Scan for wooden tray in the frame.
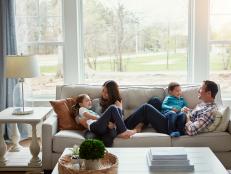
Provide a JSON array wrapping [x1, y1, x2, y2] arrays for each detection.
[[58, 152, 118, 174]]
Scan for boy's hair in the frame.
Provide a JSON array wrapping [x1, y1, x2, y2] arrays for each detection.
[[203, 80, 218, 99], [168, 82, 180, 92]]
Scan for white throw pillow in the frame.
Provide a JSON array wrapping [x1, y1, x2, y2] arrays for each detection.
[[215, 106, 230, 132], [202, 110, 222, 132]]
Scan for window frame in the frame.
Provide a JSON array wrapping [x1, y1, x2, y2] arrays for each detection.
[[14, 0, 65, 99], [64, 0, 210, 84]]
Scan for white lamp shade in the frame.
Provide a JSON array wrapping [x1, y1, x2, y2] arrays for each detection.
[[5, 55, 40, 78]]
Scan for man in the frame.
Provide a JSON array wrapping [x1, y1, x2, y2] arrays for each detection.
[[138, 80, 219, 136], [184, 80, 218, 136]]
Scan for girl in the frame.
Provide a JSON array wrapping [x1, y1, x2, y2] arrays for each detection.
[[74, 94, 136, 141]]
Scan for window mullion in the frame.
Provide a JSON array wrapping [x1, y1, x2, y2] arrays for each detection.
[[63, 0, 83, 84], [193, 0, 209, 83]]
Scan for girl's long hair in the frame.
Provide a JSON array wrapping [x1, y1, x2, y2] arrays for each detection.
[[73, 94, 88, 116], [100, 80, 121, 113]]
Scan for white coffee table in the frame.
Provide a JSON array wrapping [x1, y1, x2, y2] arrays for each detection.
[[52, 147, 228, 174]]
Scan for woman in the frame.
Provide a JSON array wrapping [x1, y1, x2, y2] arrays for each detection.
[[84, 80, 136, 146], [74, 94, 136, 139]]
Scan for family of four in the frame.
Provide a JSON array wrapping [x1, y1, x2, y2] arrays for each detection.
[[73, 80, 218, 147]]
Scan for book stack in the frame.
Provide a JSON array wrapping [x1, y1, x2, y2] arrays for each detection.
[[147, 147, 194, 172]]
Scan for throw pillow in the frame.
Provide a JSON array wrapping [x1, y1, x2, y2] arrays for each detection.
[[201, 110, 222, 133], [50, 98, 85, 130], [215, 106, 230, 132]]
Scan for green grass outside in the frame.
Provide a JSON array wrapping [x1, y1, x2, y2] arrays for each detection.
[[40, 66, 57, 73], [94, 53, 187, 72], [39, 53, 230, 74]]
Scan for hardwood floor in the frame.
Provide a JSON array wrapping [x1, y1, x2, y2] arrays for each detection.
[[6, 138, 40, 150]]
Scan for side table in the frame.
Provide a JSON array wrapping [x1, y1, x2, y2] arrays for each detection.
[[0, 107, 52, 172]]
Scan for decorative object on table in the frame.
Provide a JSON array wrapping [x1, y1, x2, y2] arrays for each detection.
[[147, 147, 194, 172], [58, 139, 118, 174], [5, 55, 40, 115], [79, 139, 105, 170], [71, 144, 80, 159]]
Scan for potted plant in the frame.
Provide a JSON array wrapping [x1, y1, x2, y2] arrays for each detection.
[[71, 144, 79, 159], [79, 139, 105, 170]]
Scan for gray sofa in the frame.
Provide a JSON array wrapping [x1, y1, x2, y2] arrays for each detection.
[[42, 84, 231, 170]]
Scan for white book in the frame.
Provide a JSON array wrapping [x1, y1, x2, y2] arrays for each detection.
[[147, 153, 194, 172], [149, 147, 187, 160], [147, 150, 190, 166]]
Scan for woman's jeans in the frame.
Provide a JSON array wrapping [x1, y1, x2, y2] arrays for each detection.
[[90, 105, 126, 135]]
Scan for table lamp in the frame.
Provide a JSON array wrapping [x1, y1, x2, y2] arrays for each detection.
[[5, 55, 40, 115]]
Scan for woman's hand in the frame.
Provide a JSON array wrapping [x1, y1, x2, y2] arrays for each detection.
[[115, 100, 123, 110]]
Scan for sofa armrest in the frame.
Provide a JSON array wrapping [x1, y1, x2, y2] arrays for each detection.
[[228, 119, 231, 134], [42, 114, 58, 170]]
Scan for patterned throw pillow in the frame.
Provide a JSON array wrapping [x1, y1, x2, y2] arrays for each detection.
[[202, 110, 222, 132]]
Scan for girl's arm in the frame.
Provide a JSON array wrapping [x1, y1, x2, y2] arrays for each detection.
[[79, 117, 89, 129], [82, 112, 99, 120], [78, 112, 99, 129]]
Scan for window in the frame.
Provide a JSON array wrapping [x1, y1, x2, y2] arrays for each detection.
[[83, 0, 189, 85], [209, 0, 231, 98], [15, 0, 63, 99]]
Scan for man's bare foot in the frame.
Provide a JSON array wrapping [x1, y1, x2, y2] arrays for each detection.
[[133, 123, 144, 133], [118, 130, 136, 139]]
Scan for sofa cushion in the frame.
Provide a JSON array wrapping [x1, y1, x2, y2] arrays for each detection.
[[113, 132, 171, 147], [181, 86, 200, 109], [53, 130, 85, 153], [59, 85, 102, 99], [123, 87, 165, 118], [172, 132, 231, 152]]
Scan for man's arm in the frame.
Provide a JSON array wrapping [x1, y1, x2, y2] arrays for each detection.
[[185, 108, 214, 136]]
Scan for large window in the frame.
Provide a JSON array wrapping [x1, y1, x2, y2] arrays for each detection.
[[15, 0, 63, 99], [13, 0, 231, 101], [83, 0, 189, 85], [209, 0, 231, 98]]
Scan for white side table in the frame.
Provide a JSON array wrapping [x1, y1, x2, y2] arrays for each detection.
[[0, 107, 52, 171]]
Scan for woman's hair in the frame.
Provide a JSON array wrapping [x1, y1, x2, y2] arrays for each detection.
[[100, 80, 121, 113], [168, 82, 180, 92], [73, 94, 88, 115]]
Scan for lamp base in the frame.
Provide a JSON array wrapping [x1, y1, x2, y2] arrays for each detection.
[[12, 107, 33, 115]]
